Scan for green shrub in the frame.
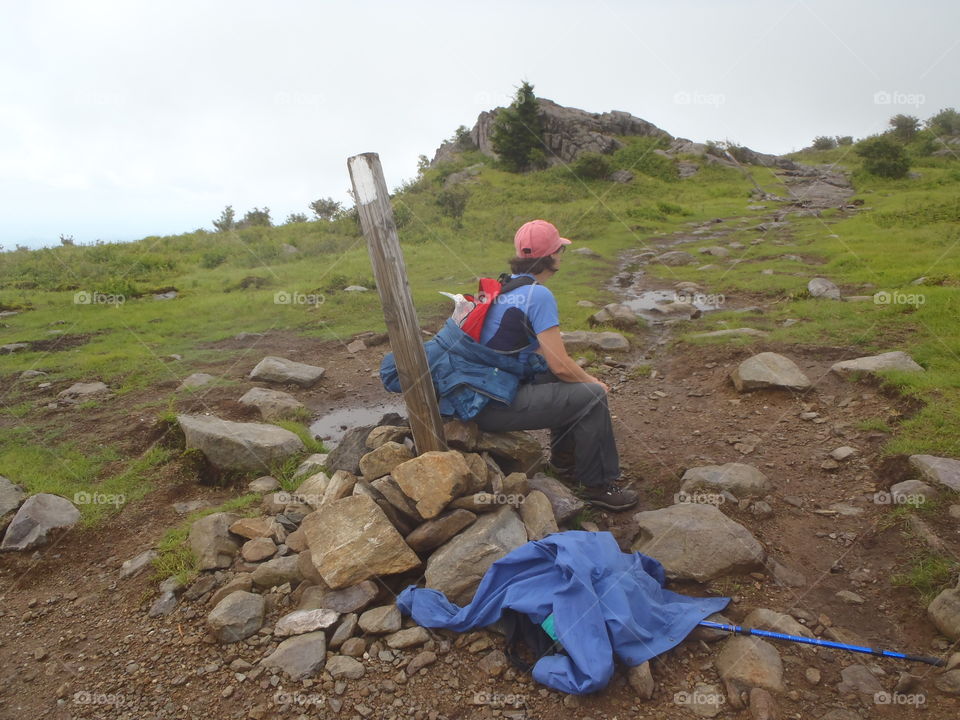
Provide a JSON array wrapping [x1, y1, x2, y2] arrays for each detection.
[[436, 187, 470, 227], [611, 138, 676, 182], [856, 135, 911, 178], [571, 152, 612, 180], [812, 136, 838, 150], [200, 251, 227, 269], [926, 107, 960, 136], [889, 114, 920, 143]]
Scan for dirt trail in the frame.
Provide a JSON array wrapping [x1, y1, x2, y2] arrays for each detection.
[[2, 165, 958, 720]]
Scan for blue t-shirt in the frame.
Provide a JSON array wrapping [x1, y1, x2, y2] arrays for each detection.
[[479, 274, 560, 363]]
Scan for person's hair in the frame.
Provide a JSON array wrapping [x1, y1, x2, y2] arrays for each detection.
[[508, 254, 558, 275]]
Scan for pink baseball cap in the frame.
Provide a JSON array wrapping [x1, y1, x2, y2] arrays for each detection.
[[514, 219, 572, 258]]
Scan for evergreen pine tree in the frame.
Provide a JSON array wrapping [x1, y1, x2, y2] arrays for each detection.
[[491, 81, 544, 172]]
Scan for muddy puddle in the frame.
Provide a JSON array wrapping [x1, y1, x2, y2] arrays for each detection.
[[309, 401, 406, 446]]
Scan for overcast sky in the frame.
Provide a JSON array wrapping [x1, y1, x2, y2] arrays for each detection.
[[2, 0, 957, 249]]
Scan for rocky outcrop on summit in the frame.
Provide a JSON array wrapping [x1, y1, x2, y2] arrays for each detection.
[[436, 98, 672, 167]]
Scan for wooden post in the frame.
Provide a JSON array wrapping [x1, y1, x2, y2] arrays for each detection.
[[347, 152, 446, 454]]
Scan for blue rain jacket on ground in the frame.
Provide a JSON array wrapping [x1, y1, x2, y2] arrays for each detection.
[[380, 318, 547, 421], [397, 531, 729, 695]]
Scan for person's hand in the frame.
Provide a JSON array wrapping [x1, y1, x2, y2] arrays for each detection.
[[587, 376, 610, 393]]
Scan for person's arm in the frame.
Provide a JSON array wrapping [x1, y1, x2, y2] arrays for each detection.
[[536, 326, 609, 391]]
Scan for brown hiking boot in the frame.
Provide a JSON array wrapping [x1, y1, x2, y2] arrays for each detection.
[[581, 481, 639, 512]]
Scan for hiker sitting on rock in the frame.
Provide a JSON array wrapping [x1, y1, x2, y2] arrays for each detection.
[[381, 219, 638, 511], [470, 220, 637, 511]]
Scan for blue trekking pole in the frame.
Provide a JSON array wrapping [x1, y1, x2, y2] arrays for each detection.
[[698, 620, 946, 667]]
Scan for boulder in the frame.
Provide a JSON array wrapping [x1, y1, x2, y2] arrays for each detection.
[[627, 661, 655, 699], [386, 626, 431, 649], [461, 453, 492, 494], [177, 414, 304, 472], [322, 470, 358, 505], [294, 472, 330, 509], [326, 425, 375, 475], [229, 516, 275, 540], [731, 352, 812, 392], [501, 472, 529, 496], [679, 463, 770, 499], [476, 431, 543, 476], [189, 512, 241, 570], [238, 387, 305, 420], [352, 480, 414, 533], [560, 330, 630, 353], [392, 451, 470, 519], [807, 277, 841, 300], [120, 549, 158, 578], [1, 493, 80, 551], [315, 581, 378, 614], [365, 425, 411, 450], [0, 476, 26, 519], [404, 509, 477, 553], [326, 655, 365, 680], [292, 453, 328, 480], [371, 476, 423, 522], [528, 473, 585, 523], [590, 303, 641, 329], [742, 608, 813, 638], [249, 356, 325, 387], [358, 604, 402, 634], [449, 492, 501, 513], [260, 631, 327, 680], [359, 442, 414, 481], [909, 455, 960, 492], [519, 490, 559, 540], [425, 506, 527, 604], [836, 664, 883, 696], [830, 351, 923, 376], [630, 503, 765, 582], [928, 588, 960, 640], [716, 636, 785, 695], [274, 608, 340, 637], [209, 573, 253, 606], [251, 554, 302, 589], [443, 420, 481, 450], [57, 381, 110, 404], [300, 495, 419, 588], [178, 373, 216, 390], [329, 613, 358, 649], [207, 591, 265, 643], [248, 476, 280, 493], [241, 537, 277, 562], [656, 251, 697, 266]]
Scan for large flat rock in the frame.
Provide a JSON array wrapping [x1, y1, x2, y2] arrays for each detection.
[[630, 503, 765, 582], [189, 512, 241, 570], [679, 463, 770, 499], [1, 493, 80, 551], [177, 414, 304, 472], [301, 495, 419, 588], [731, 352, 811, 392], [830, 351, 923, 376], [249, 356, 325, 387], [392, 451, 470, 519], [928, 587, 960, 640], [909, 455, 960, 492], [238, 387, 305, 420], [424, 506, 527, 605]]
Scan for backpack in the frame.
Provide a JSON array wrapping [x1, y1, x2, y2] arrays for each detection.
[[452, 273, 537, 341]]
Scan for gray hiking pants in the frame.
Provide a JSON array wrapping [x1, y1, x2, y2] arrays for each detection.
[[473, 371, 620, 488]]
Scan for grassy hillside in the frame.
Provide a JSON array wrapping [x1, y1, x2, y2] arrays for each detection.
[[0, 135, 958, 522]]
